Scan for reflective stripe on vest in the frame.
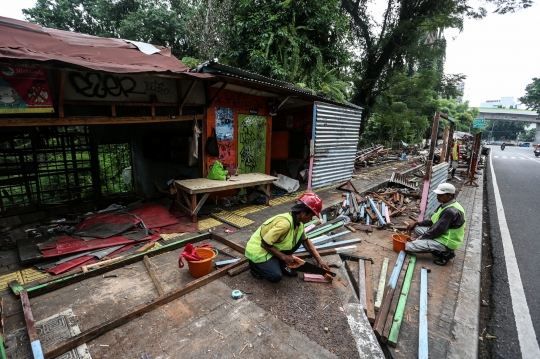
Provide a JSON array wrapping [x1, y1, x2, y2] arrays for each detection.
[[245, 213, 304, 263], [430, 202, 466, 250]]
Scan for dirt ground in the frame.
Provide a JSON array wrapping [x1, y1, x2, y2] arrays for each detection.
[[221, 261, 361, 359]]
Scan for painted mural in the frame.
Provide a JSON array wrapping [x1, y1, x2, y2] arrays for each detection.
[[217, 140, 237, 171], [238, 114, 266, 174], [215, 107, 234, 141]]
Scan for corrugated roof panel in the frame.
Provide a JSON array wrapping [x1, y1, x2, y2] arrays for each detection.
[[311, 103, 362, 189]]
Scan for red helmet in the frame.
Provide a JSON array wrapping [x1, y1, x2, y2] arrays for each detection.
[[298, 193, 323, 218]]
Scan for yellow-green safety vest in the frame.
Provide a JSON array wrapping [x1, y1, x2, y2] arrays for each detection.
[[430, 202, 466, 250], [451, 144, 459, 160], [245, 213, 304, 263]]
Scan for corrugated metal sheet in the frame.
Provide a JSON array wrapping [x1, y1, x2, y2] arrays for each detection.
[[425, 162, 450, 217], [311, 103, 363, 189]]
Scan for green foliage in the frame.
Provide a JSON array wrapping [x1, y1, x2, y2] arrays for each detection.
[[23, 0, 197, 59], [221, 0, 353, 102], [519, 78, 540, 114], [485, 120, 531, 141]]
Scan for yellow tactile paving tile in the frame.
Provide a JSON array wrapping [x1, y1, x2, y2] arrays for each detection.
[[0, 270, 24, 291], [232, 205, 266, 216], [198, 218, 223, 231], [20, 268, 50, 284], [212, 211, 254, 228]]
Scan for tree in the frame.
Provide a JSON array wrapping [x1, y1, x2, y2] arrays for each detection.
[[519, 78, 540, 114], [220, 0, 353, 101], [23, 0, 197, 59], [341, 0, 532, 132]]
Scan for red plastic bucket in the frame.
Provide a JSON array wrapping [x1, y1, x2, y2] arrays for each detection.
[[186, 248, 216, 278]]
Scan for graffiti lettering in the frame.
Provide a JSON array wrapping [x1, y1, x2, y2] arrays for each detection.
[[144, 80, 169, 94], [239, 116, 266, 173], [68, 72, 147, 98], [222, 92, 265, 109]]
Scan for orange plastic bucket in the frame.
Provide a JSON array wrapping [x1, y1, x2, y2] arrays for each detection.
[[186, 248, 217, 278], [392, 234, 409, 253]]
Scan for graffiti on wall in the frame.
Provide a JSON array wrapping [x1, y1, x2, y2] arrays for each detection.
[[238, 114, 266, 174], [218, 141, 237, 170], [221, 91, 265, 109], [65, 72, 177, 102]]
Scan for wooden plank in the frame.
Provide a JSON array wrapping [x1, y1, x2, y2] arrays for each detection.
[[375, 258, 389, 310], [228, 262, 249, 277], [381, 256, 411, 343], [42, 258, 249, 359], [388, 255, 417, 347], [0, 115, 203, 127], [174, 173, 276, 195], [24, 233, 210, 298], [135, 242, 156, 254], [82, 256, 126, 273], [358, 260, 367, 312], [179, 80, 198, 109], [207, 82, 227, 108], [193, 192, 210, 216], [211, 234, 247, 254], [373, 252, 406, 338], [364, 260, 376, 324], [143, 256, 165, 296], [23, 295, 45, 357], [419, 267, 429, 359]]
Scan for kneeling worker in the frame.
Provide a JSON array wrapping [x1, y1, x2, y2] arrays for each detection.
[[245, 193, 330, 282], [405, 183, 466, 266]]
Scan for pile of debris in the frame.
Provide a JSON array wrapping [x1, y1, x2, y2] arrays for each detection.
[[19, 201, 199, 275], [355, 145, 390, 168], [330, 175, 423, 230]]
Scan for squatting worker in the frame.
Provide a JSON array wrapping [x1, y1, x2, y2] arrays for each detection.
[[245, 193, 330, 282], [405, 183, 466, 266]]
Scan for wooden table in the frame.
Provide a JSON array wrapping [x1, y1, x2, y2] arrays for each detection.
[[174, 173, 277, 222]]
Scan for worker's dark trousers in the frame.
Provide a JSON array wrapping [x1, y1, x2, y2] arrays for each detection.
[[249, 240, 304, 283]]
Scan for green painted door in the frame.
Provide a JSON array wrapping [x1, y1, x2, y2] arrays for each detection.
[[238, 114, 266, 174]]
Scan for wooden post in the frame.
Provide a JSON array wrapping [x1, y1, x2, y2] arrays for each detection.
[[440, 126, 449, 162], [373, 251, 406, 338], [381, 256, 411, 342], [358, 260, 367, 311], [428, 111, 440, 162], [364, 260, 376, 324], [419, 267, 429, 359], [191, 194, 197, 223], [375, 257, 388, 310], [56, 70, 66, 118], [265, 183, 271, 205], [388, 255, 417, 347]]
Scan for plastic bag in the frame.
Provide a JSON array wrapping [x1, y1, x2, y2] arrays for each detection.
[[207, 161, 228, 181]]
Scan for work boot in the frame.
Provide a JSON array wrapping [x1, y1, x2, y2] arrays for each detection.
[[250, 270, 263, 280], [430, 250, 442, 257], [434, 251, 456, 266], [281, 266, 298, 277]]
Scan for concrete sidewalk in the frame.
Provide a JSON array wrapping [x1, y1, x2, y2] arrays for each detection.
[[216, 159, 484, 358]]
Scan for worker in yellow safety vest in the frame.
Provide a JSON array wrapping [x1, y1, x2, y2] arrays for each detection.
[[449, 139, 460, 178], [245, 193, 330, 282], [405, 183, 466, 266]]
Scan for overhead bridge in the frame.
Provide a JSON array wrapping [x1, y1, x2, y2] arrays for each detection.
[[478, 108, 540, 144]]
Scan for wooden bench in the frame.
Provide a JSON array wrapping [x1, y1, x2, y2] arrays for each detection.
[[174, 173, 277, 222]]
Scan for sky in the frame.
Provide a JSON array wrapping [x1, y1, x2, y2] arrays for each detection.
[[2, 1, 539, 108]]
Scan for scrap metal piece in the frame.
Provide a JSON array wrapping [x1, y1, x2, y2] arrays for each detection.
[[389, 172, 418, 190]]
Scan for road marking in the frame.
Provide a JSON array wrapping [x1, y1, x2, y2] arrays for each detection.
[[489, 155, 540, 359]]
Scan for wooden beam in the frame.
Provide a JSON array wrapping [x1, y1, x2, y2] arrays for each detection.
[[42, 258, 249, 359], [180, 80, 198, 110], [373, 252, 406, 338], [381, 256, 410, 343], [388, 255, 416, 347], [24, 233, 210, 298], [207, 82, 227, 108], [419, 267, 429, 359], [0, 114, 204, 127], [143, 255, 165, 296], [276, 96, 290, 110], [57, 70, 66, 118], [364, 260, 376, 324], [62, 100, 178, 107], [358, 259, 367, 311]]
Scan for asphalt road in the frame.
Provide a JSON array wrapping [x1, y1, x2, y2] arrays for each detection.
[[487, 144, 540, 358]]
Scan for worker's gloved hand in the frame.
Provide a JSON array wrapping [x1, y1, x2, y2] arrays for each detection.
[[282, 254, 298, 267], [316, 258, 330, 271]]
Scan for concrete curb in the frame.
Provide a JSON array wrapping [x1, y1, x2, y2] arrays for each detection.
[[447, 172, 484, 359]]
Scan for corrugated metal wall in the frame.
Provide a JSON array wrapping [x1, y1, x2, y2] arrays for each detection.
[[311, 103, 362, 189], [425, 162, 450, 217]]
